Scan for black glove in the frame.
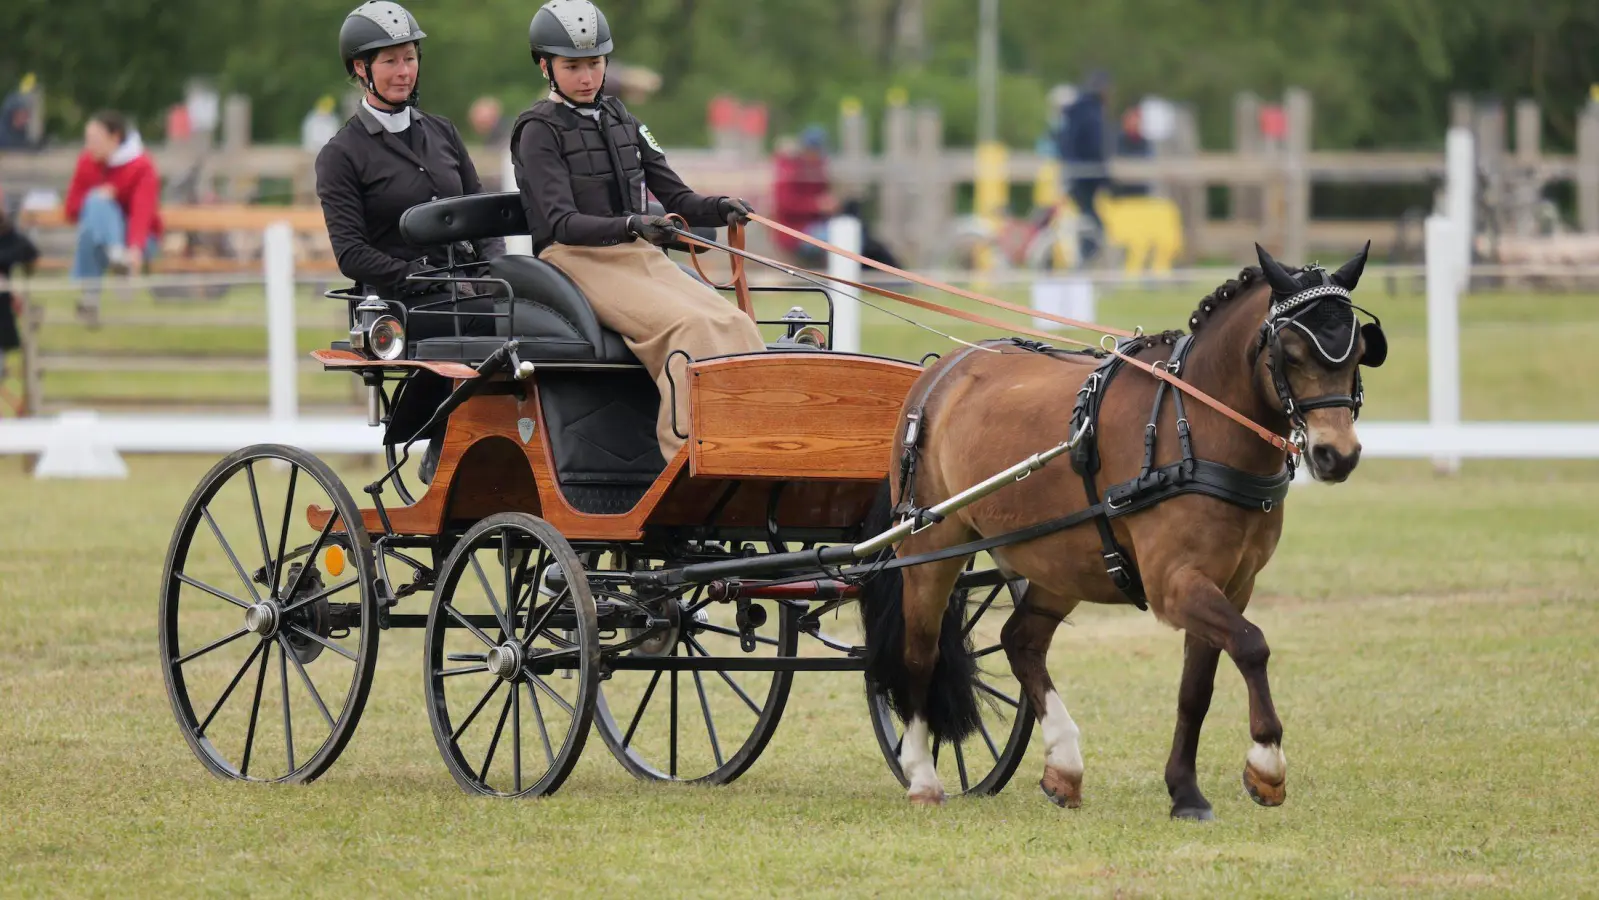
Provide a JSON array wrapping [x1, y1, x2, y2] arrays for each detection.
[[629, 214, 677, 246], [717, 197, 755, 226]]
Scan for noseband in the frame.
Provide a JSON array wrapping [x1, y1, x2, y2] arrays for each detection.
[[1253, 271, 1387, 438]]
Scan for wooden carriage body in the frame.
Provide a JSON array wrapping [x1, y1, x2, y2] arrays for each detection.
[[310, 348, 920, 545]]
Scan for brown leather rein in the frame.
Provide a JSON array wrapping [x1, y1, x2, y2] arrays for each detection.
[[668, 213, 1298, 457]]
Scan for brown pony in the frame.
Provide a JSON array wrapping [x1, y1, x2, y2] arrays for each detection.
[[860, 243, 1386, 818]]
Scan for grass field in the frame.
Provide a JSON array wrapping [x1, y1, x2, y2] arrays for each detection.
[[2, 269, 1597, 895], [2, 455, 1596, 898], [9, 275, 1599, 421]]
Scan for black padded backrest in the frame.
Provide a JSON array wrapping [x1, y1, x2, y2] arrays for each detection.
[[399, 191, 526, 245]]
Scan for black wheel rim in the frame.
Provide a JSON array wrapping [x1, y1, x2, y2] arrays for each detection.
[[868, 566, 1034, 797], [424, 513, 597, 798], [591, 555, 797, 785], [159, 445, 378, 784]]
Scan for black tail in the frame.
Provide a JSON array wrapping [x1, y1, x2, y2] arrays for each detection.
[[859, 479, 983, 745]]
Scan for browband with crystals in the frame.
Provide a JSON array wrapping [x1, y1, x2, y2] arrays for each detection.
[[1268, 283, 1352, 320]]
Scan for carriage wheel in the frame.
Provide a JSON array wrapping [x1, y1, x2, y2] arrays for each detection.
[[159, 445, 379, 783], [868, 565, 1034, 797], [423, 513, 598, 797], [591, 553, 798, 785]]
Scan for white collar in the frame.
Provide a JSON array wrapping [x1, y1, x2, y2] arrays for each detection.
[[107, 131, 145, 168], [550, 90, 601, 120], [362, 98, 413, 133]]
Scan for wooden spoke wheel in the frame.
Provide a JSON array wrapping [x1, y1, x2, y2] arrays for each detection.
[[423, 513, 599, 797], [590, 550, 798, 785], [159, 445, 379, 783], [868, 566, 1034, 797]]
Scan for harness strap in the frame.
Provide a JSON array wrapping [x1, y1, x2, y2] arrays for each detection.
[[893, 341, 997, 521], [673, 224, 1301, 458], [750, 213, 1137, 337]]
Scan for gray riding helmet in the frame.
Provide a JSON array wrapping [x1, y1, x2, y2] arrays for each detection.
[[529, 0, 614, 59], [341, 1, 427, 76]]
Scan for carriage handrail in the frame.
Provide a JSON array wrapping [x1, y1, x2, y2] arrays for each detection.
[[363, 338, 522, 497]]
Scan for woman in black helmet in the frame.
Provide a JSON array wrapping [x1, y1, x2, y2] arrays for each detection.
[[511, 0, 766, 462], [315, 1, 505, 483]]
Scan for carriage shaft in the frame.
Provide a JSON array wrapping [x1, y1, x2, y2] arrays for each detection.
[[640, 426, 1087, 588], [850, 424, 1088, 558]]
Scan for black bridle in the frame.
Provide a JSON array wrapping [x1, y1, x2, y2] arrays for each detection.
[[1254, 272, 1388, 439]]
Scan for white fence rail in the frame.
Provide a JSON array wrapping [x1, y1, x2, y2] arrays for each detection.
[[5, 129, 1599, 479]]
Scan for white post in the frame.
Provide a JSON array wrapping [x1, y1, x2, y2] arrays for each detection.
[[827, 215, 863, 353], [1425, 214, 1461, 474], [503, 149, 534, 256], [265, 222, 298, 424], [1445, 127, 1475, 291]]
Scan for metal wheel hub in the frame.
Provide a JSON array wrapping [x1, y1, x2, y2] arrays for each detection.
[[245, 601, 281, 637], [486, 642, 525, 681]]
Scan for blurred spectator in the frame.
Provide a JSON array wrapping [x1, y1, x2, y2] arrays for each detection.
[[771, 125, 900, 269], [0, 73, 44, 150], [1113, 105, 1152, 197], [469, 95, 510, 149], [0, 187, 40, 383], [772, 125, 836, 258], [301, 95, 341, 153], [64, 111, 164, 322], [1057, 70, 1112, 263]]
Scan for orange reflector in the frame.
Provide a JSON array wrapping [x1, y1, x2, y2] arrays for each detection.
[[324, 545, 346, 577]]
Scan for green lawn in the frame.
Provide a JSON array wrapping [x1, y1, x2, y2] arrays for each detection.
[[14, 278, 1599, 422], [1, 457, 1595, 897]]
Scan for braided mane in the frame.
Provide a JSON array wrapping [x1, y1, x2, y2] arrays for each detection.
[[1187, 266, 1259, 333]]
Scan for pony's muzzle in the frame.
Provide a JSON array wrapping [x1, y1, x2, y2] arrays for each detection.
[[1309, 441, 1361, 482]]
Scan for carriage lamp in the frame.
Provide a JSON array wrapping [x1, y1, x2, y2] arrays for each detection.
[[368, 315, 406, 360], [351, 297, 406, 361], [781, 306, 828, 349]]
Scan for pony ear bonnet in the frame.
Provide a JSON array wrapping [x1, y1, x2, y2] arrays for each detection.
[[1255, 243, 1301, 295], [1331, 240, 1372, 291]]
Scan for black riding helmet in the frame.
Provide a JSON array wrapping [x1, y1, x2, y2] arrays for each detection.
[[529, 0, 613, 106], [340, 1, 427, 108]]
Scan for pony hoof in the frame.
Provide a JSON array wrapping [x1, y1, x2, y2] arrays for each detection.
[[1242, 767, 1286, 807], [1170, 803, 1215, 822], [907, 786, 946, 807], [1040, 767, 1082, 809]]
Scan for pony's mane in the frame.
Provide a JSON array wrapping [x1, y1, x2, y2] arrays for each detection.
[[1183, 263, 1301, 334]]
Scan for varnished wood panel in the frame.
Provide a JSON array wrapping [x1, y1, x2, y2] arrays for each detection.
[[689, 354, 920, 481], [310, 348, 477, 380], [310, 385, 690, 541], [310, 354, 917, 540]]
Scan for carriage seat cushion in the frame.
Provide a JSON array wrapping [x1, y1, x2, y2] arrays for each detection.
[[410, 295, 641, 365], [486, 255, 603, 349]]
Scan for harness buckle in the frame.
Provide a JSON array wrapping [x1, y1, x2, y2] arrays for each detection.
[[1102, 552, 1131, 587], [902, 410, 922, 449]]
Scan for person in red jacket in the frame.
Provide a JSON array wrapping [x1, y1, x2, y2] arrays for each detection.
[[770, 125, 836, 262], [64, 111, 163, 316]]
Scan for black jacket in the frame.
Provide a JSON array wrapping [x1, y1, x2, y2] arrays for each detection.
[[315, 106, 505, 293], [512, 96, 725, 253]]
